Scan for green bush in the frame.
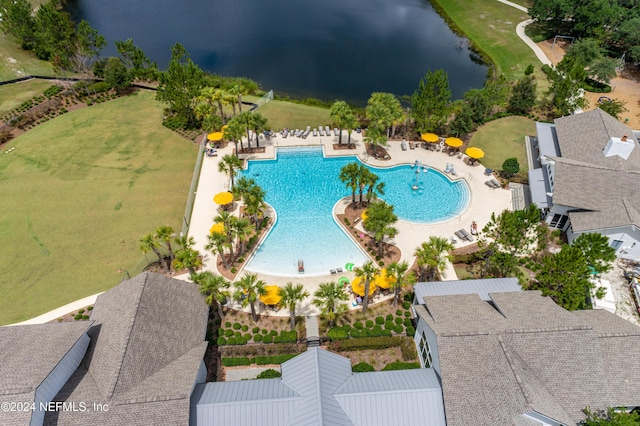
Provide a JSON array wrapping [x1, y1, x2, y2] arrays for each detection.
[[352, 362, 375, 372], [74, 314, 82, 321], [406, 326, 416, 336], [262, 329, 268, 335], [583, 78, 612, 93], [252, 327, 261, 333], [237, 257, 245, 263], [222, 357, 251, 366], [87, 306, 93, 311], [328, 328, 349, 340], [385, 314, 393, 321], [344, 217, 350, 225], [254, 334, 263, 342], [382, 362, 420, 371], [234, 332, 242, 339], [44, 85, 62, 97], [270, 330, 278, 336], [274, 331, 297, 343], [404, 311, 412, 318], [217, 336, 227, 345], [224, 329, 234, 337], [401, 339, 418, 361], [230, 267, 237, 273], [395, 310, 403, 316], [365, 320, 374, 328], [241, 325, 249, 332], [233, 322, 241, 330], [329, 336, 403, 352], [402, 301, 411, 310], [404, 318, 413, 327], [225, 322, 231, 328], [350, 329, 362, 338], [227, 337, 237, 345], [375, 316, 384, 325], [384, 321, 395, 330], [394, 317, 403, 325], [81, 315, 90, 320], [378, 261, 384, 266], [254, 354, 297, 365], [256, 369, 282, 379], [541, 64, 553, 76], [394, 325, 404, 334], [353, 321, 363, 329], [78, 309, 85, 314], [502, 158, 520, 177], [404, 293, 414, 302], [88, 81, 111, 93], [262, 335, 273, 344]]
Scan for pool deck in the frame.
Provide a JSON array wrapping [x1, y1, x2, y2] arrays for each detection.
[[186, 130, 512, 316]]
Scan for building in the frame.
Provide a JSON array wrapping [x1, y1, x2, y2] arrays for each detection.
[[413, 282, 640, 425], [527, 108, 640, 260]]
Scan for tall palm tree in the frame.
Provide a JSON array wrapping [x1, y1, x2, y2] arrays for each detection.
[[223, 117, 246, 155], [344, 111, 359, 149], [339, 162, 361, 205], [139, 233, 169, 272], [155, 225, 176, 263], [236, 111, 254, 149], [205, 231, 231, 270], [227, 84, 241, 116], [312, 282, 348, 328], [214, 210, 235, 244], [232, 176, 257, 201], [245, 185, 267, 231], [234, 272, 267, 322], [193, 271, 230, 318], [354, 261, 379, 313], [174, 234, 196, 250], [251, 113, 268, 149], [387, 261, 416, 306], [230, 216, 252, 257], [363, 201, 398, 258], [364, 125, 387, 159], [414, 236, 454, 281], [279, 282, 310, 330], [236, 78, 257, 113], [218, 154, 242, 189], [223, 91, 237, 117], [173, 246, 202, 277], [330, 100, 351, 145], [364, 171, 385, 205]]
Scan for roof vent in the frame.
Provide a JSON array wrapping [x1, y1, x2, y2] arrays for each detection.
[[604, 135, 634, 160]]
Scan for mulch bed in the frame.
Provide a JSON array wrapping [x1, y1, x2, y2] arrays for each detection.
[[365, 143, 391, 160], [239, 147, 266, 154], [216, 217, 273, 280], [337, 203, 401, 266], [332, 143, 357, 150]]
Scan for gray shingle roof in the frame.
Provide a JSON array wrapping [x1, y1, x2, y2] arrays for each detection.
[[414, 277, 521, 303], [191, 348, 446, 426], [47, 272, 209, 425], [415, 290, 640, 426]]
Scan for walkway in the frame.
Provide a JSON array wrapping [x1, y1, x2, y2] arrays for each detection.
[[496, 0, 552, 66], [6, 292, 104, 326]]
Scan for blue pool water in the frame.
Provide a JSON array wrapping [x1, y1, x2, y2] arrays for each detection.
[[240, 146, 469, 276]]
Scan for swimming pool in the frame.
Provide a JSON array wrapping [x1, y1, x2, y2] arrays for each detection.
[[240, 146, 469, 276]]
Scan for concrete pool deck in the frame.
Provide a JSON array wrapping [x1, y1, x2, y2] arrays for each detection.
[[186, 130, 512, 316]]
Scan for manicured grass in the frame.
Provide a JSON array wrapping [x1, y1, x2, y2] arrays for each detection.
[[252, 99, 331, 131], [468, 116, 535, 173], [433, 0, 543, 81], [0, 90, 197, 325], [0, 32, 53, 82], [0, 79, 53, 116]]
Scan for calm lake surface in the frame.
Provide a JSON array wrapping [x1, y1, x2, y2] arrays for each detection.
[[65, 0, 488, 104]]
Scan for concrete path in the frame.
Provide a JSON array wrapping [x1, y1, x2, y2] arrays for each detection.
[[495, 0, 552, 66], [224, 366, 281, 381], [5, 292, 104, 326], [305, 315, 319, 339]]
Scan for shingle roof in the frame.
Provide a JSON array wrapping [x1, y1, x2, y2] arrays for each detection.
[[47, 272, 209, 425], [414, 277, 521, 303], [415, 290, 640, 426], [191, 348, 446, 426]]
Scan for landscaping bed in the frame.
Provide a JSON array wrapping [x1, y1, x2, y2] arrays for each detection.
[[215, 308, 305, 346], [216, 216, 273, 280]]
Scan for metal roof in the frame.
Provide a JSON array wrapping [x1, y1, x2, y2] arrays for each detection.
[[527, 167, 552, 208], [535, 122, 560, 165], [414, 278, 521, 303]]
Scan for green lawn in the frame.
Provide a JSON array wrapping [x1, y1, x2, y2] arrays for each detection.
[[0, 79, 53, 116], [468, 116, 535, 172], [251, 99, 331, 131], [0, 32, 53, 82], [0, 90, 197, 325], [433, 0, 543, 81]]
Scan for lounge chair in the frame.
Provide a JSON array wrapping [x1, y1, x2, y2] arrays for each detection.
[[330, 269, 337, 275], [325, 126, 331, 135], [334, 128, 339, 136], [401, 140, 407, 151], [485, 178, 501, 189], [282, 130, 288, 138], [460, 229, 474, 242], [313, 128, 318, 136], [455, 230, 466, 240], [319, 127, 325, 136], [409, 142, 415, 150]]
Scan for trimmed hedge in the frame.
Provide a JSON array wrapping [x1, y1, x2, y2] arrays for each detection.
[[375, 316, 384, 325], [382, 362, 421, 371], [329, 336, 403, 352], [401, 338, 418, 361], [406, 326, 416, 337], [222, 357, 251, 366], [352, 362, 375, 372], [256, 369, 282, 379], [328, 328, 349, 340], [263, 335, 273, 344], [254, 354, 297, 365], [353, 321, 364, 330], [217, 337, 227, 345], [219, 342, 306, 358]]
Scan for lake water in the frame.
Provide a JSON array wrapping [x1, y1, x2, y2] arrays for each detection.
[[65, 0, 488, 104]]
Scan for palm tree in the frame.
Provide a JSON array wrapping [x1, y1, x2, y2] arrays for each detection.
[[387, 261, 416, 306], [364, 170, 385, 205], [139, 233, 169, 272], [193, 271, 230, 318], [354, 260, 379, 313], [312, 282, 348, 328], [173, 246, 202, 276], [344, 111, 359, 149], [223, 117, 246, 155], [279, 282, 310, 330], [330, 100, 352, 145], [364, 125, 387, 159], [205, 231, 231, 270], [218, 154, 242, 189], [230, 216, 252, 257], [214, 210, 235, 244], [174, 234, 196, 250], [227, 84, 241, 116], [232, 176, 257, 201], [234, 273, 267, 322], [414, 236, 454, 281], [363, 201, 398, 258], [236, 111, 254, 150], [245, 184, 267, 231], [339, 162, 361, 205], [223, 91, 237, 117], [155, 225, 176, 263], [251, 113, 268, 149], [236, 78, 257, 113]]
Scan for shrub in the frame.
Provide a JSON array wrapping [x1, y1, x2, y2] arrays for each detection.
[[329, 336, 403, 352], [403, 318, 413, 327], [382, 362, 420, 371], [256, 369, 282, 379], [375, 316, 384, 325], [406, 326, 416, 336], [87, 306, 93, 311], [384, 321, 395, 330], [227, 337, 237, 345], [350, 329, 362, 338], [353, 321, 364, 329], [44, 85, 62, 97], [241, 325, 249, 332], [221, 357, 251, 366], [274, 330, 297, 343], [394, 317, 403, 325], [394, 325, 404, 334], [404, 311, 412, 318], [252, 327, 260, 334], [502, 158, 520, 177], [88, 81, 111, 93], [404, 293, 414, 302], [78, 309, 85, 314], [217, 336, 227, 345], [234, 332, 242, 339], [230, 267, 237, 273], [224, 329, 234, 337], [395, 310, 403, 316], [74, 314, 83, 321], [270, 330, 278, 336], [262, 335, 273, 344], [262, 329, 268, 335], [225, 322, 231, 328], [401, 338, 418, 361], [254, 354, 297, 365], [81, 315, 90, 320], [344, 217, 350, 225], [253, 334, 263, 342], [352, 362, 375, 372], [385, 314, 393, 321], [237, 257, 245, 263], [365, 320, 374, 328], [328, 328, 349, 340], [402, 301, 411, 310], [233, 322, 241, 330], [341, 324, 352, 332], [375, 255, 381, 261], [378, 261, 384, 266]]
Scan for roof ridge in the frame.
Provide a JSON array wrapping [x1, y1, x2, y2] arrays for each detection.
[[109, 272, 148, 398], [311, 348, 325, 425], [497, 336, 532, 409], [502, 325, 592, 334]]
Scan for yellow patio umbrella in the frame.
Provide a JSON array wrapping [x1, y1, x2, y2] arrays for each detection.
[[445, 137, 464, 148], [351, 276, 376, 297], [374, 268, 393, 290], [360, 210, 368, 221], [207, 131, 224, 142], [466, 147, 485, 159], [421, 133, 440, 143], [213, 191, 234, 205], [210, 222, 225, 235], [260, 285, 282, 306], [221, 124, 229, 130]]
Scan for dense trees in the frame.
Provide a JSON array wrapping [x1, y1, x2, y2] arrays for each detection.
[[363, 201, 398, 258], [508, 75, 537, 114], [414, 237, 454, 281], [411, 69, 451, 133]]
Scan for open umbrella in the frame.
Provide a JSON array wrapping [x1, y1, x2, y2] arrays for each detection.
[[213, 191, 233, 205], [260, 285, 282, 306], [374, 268, 393, 290], [210, 222, 225, 235], [466, 147, 485, 159], [360, 210, 368, 221], [445, 137, 464, 148], [421, 133, 440, 143], [207, 132, 224, 142], [351, 277, 376, 297]]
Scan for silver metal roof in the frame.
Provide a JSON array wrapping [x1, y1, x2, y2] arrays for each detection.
[[528, 167, 552, 208], [535, 122, 560, 165], [414, 278, 522, 303]]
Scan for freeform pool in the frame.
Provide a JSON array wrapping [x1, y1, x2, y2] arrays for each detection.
[[241, 146, 469, 276]]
